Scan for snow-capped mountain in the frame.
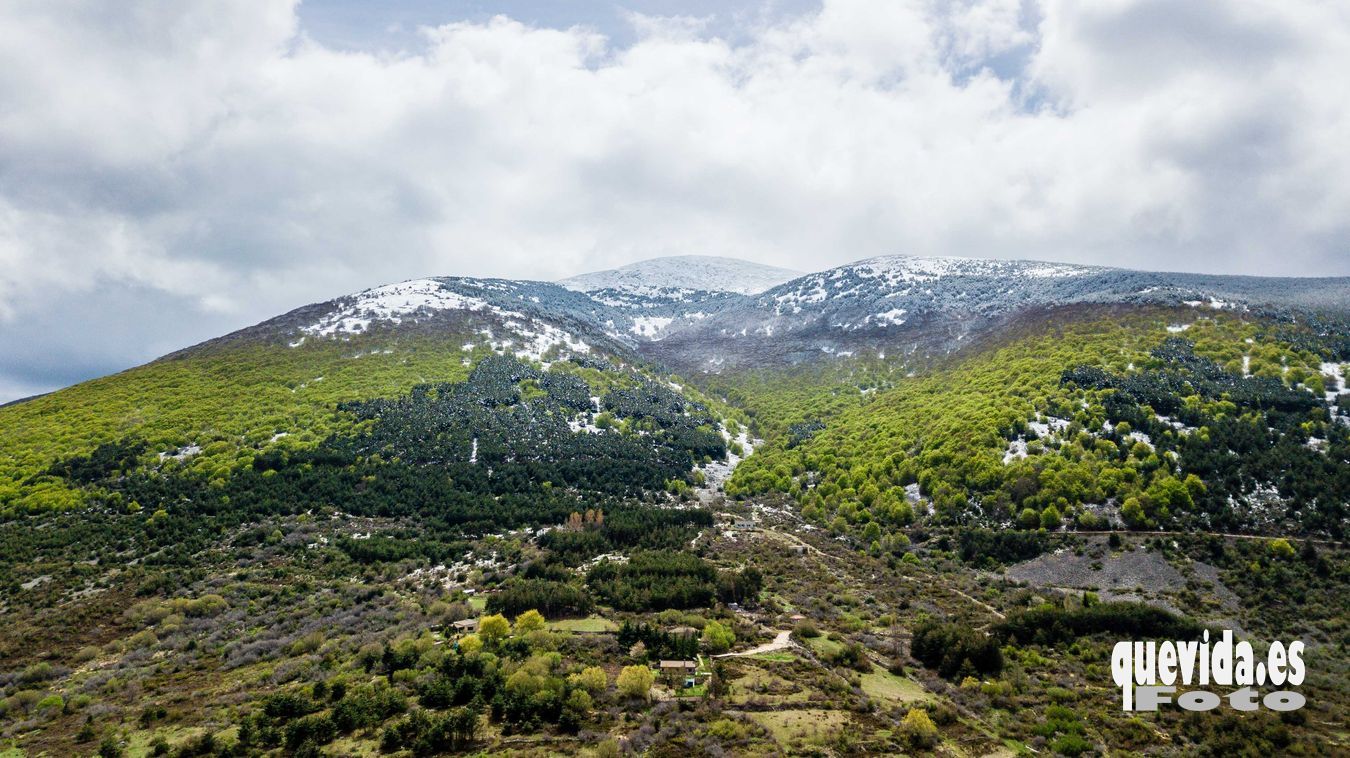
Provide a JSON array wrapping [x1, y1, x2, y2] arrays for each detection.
[[555, 256, 800, 342], [189, 254, 1350, 375], [558, 255, 802, 298], [645, 254, 1350, 371], [182, 275, 636, 365]]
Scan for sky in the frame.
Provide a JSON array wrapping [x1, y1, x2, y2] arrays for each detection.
[[2, 0, 1350, 402]]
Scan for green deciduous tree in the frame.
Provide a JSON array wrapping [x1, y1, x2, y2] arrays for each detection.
[[616, 665, 654, 700], [513, 609, 546, 634], [479, 614, 510, 644], [701, 620, 735, 653]]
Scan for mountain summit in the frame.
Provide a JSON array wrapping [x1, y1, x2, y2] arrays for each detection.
[[187, 253, 1350, 372], [558, 255, 802, 296]]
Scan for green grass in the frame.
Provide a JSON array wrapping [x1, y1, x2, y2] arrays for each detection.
[[728, 667, 812, 705], [547, 615, 618, 633], [122, 724, 237, 758], [746, 709, 848, 745], [859, 664, 931, 704], [325, 736, 385, 757], [805, 635, 843, 657], [750, 651, 798, 662], [676, 684, 707, 698]]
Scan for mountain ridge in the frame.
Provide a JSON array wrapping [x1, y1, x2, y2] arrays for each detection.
[[145, 252, 1350, 380], [557, 254, 803, 296]]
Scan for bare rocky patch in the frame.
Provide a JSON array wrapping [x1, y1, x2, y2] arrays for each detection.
[[1004, 538, 1240, 624]]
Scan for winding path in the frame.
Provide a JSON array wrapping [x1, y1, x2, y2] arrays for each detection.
[[714, 629, 795, 658]]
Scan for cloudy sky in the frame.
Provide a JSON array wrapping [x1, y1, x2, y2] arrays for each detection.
[[2, 0, 1349, 402]]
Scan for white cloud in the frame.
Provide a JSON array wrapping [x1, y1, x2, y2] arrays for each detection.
[[1, 0, 1349, 399]]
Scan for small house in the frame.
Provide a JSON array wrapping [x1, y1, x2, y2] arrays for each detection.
[[658, 660, 697, 685], [450, 618, 479, 634]]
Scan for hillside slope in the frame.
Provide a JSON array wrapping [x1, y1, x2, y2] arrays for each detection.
[[728, 306, 1349, 538], [0, 258, 1348, 756], [0, 275, 735, 514], [4, 255, 1349, 514]]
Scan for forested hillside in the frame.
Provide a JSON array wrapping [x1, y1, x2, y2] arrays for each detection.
[[0, 335, 480, 513], [0, 262, 1347, 756], [728, 308, 1349, 541]]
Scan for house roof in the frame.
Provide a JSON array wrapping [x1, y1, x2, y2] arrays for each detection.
[[658, 660, 697, 669], [451, 619, 479, 629]]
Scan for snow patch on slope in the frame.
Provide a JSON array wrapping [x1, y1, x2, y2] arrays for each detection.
[[870, 308, 907, 326], [845, 255, 1098, 285], [302, 279, 494, 337], [560, 255, 802, 296], [477, 320, 592, 362], [768, 255, 1102, 317], [631, 316, 675, 340], [300, 278, 592, 363]]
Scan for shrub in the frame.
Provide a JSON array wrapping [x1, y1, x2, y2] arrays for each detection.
[[98, 736, 124, 758], [74, 646, 101, 663], [1051, 733, 1093, 756], [707, 718, 749, 741], [35, 694, 64, 716], [1268, 539, 1296, 559], [902, 708, 938, 749], [284, 713, 337, 750], [830, 642, 871, 672], [20, 662, 58, 683], [289, 631, 325, 656], [179, 594, 228, 618], [128, 629, 158, 649], [260, 691, 317, 722]]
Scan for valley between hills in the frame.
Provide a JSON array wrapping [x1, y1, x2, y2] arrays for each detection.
[[0, 255, 1346, 757]]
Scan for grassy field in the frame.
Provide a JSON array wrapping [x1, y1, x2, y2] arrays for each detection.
[[745, 708, 849, 746], [860, 664, 932, 704], [749, 651, 798, 662], [546, 615, 618, 633], [727, 666, 812, 705], [804, 635, 843, 657]]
